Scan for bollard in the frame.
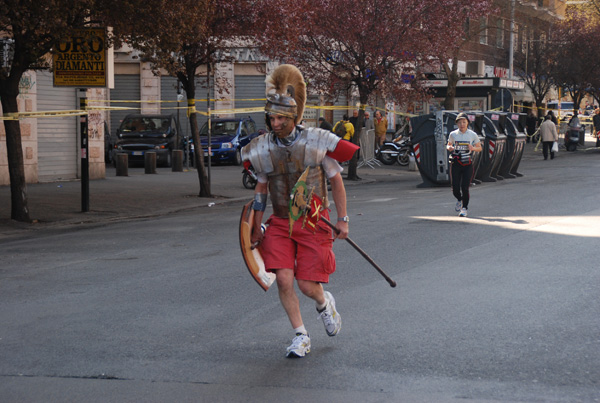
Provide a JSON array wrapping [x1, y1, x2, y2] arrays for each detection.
[[145, 152, 157, 174], [172, 150, 184, 172], [115, 153, 128, 176]]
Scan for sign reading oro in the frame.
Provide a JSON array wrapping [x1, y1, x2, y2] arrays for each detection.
[[53, 28, 107, 87]]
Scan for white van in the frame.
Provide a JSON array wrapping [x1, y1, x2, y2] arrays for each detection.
[[547, 101, 575, 119]]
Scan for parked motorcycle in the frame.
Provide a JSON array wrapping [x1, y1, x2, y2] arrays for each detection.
[[242, 161, 258, 189], [564, 124, 584, 151], [377, 137, 412, 166]]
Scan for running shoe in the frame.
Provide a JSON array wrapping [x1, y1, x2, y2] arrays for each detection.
[[286, 333, 311, 358], [455, 200, 462, 212], [318, 291, 341, 336], [459, 207, 468, 217]]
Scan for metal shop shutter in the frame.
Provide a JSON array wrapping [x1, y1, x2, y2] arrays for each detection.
[[161, 75, 214, 139], [36, 70, 78, 182], [234, 75, 266, 132], [109, 74, 140, 138]]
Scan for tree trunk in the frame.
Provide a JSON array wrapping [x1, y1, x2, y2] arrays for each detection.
[[443, 59, 459, 110], [189, 105, 211, 198], [180, 69, 211, 198], [0, 74, 31, 222]]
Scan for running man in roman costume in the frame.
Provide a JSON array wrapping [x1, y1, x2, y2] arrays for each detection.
[[241, 64, 358, 358]]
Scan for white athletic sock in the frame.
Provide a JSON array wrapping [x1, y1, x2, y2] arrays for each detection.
[[294, 325, 307, 335]]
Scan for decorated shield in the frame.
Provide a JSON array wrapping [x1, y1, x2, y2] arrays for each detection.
[[239, 201, 275, 291]]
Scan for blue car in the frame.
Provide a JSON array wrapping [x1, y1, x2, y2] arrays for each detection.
[[185, 117, 259, 165]]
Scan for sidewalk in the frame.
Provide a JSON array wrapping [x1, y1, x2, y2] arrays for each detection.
[[1, 138, 596, 239], [0, 158, 420, 238]]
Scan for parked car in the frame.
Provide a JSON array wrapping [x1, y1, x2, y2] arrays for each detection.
[[184, 116, 260, 165], [112, 114, 180, 167]]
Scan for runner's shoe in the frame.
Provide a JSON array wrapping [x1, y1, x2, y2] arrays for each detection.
[[455, 200, 462, 212], [286, 333, 311, 358], [459, 207, 468, 217], [318, 291, 341, 336]]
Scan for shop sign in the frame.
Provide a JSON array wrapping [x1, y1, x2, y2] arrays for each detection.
[[459, 79, 493, 86], [53, 28, 107, 87]]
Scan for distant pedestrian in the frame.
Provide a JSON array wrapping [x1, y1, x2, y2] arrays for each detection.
[[374, 110, 388, 149], [318, 117, 333, 132], [446, 113, 482, 217], [547, 110, 558, 125], [525, 109, 537, 143], [363, 111, 375, 131], [332, 114, 354, 141], [539, 114, 559, 160], [593, 108, 600, 147], [348, 110, 359, 132]]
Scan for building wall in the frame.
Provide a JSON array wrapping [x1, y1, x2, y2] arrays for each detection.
[[461, 0, 566, 73], [0, 69, 107, 186], [0, 71, 38, 186]]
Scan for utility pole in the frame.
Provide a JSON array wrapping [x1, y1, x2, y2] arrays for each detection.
[[508, 0, 516, 79]]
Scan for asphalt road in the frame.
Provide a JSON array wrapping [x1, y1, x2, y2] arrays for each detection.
[[1, 146, 600, 402]]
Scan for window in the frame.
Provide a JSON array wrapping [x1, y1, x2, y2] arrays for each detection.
[[522, 28, 530, 54], [513, 24, 519, 53], [496, 19, 504, 48], [479, 17, 488, 45]]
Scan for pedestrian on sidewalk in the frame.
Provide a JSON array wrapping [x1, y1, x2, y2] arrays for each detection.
[[593, 108, 600, 147], [540, 114, 559, 160], [526, 109, 537, 143], [333, 114, 354, 141], [364, 110, 375, 131], [241, 64, 357, 358], [446, 113, 482, 217], [349, 109, 359, 132], [374, 110, 388, 149], [319, 117, 333, 131]]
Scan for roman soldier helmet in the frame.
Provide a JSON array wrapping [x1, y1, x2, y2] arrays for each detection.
[[264, 64, 306, 129]]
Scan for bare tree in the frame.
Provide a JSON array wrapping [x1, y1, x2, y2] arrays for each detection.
[[513, 31, 557, 117], [550, 12, 600, 114], [116, 0, 253, 197], [256, 0, 494, 180]]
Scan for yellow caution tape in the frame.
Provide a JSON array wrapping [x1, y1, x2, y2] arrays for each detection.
[[2, 110, 89, 120], [2, 99, 428, 120]]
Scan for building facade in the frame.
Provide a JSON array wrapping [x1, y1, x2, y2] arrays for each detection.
[[419, 0, 567, 114]]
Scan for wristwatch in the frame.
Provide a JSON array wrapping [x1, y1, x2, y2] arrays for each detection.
[[337, 215, 350, 223]]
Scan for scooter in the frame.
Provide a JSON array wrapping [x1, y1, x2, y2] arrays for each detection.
[[242, 161, 258, 189], [564, 124, 584, 151], [377, 137, 412, 166]]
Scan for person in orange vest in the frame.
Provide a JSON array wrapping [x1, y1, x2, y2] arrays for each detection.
[[374, 110, 388, 149]]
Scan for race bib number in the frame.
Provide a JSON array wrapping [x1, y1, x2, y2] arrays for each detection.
[[454, 141, 470, 152]]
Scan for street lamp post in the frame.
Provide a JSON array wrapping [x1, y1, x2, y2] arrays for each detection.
[[509, 0, 516, 78]]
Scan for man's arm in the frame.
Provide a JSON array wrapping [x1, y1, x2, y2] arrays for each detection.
[[552, 124, 559, 141], [251, 181, 268, 245], [470, 139, 483, 153], [329, 172, 348, 239], [446, 134, 455, 152]]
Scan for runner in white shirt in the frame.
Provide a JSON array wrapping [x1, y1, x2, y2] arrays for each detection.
[[446, 113, 482, 217]]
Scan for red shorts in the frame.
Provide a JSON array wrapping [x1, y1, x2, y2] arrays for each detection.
[[261, 211, 336, 283]]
